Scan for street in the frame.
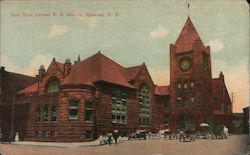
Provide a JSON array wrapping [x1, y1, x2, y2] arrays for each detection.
[[0, 135, 248, 155]]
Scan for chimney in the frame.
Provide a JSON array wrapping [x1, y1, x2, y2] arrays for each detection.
[[219, 71, 224, 81], [64, 58, 71, 77], [38, 65, 45, 81]]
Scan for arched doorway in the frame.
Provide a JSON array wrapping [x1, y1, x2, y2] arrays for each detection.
[[179, 115, 196, 130]]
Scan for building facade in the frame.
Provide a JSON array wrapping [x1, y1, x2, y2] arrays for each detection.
[[0, 17, 232, 142]]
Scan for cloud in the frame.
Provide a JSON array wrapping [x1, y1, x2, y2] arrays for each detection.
[[150, 25, 170, 39], [2, 54, 54, 76], [74, 13, 97, 31], [213, 58, 249, 112], [48, 24, 69, 38], [208, 39, 224, 52]]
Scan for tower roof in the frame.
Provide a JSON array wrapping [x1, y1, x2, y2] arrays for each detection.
[[175, 17, 205, 52]]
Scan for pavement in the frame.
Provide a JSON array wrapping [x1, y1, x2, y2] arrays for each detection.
[[0, 135, 248, 155], [5, 137, 129, 148]]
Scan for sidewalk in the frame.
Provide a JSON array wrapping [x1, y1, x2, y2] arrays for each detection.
[[6, 137, 128, 148]]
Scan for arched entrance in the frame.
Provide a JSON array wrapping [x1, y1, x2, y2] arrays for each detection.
[[179, 115, 196, 130]]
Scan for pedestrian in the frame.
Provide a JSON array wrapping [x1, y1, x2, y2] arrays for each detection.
[[113, 130, 119, 145], [108, 134, 112, 146]]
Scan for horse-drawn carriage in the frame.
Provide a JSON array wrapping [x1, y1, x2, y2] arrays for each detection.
[[212, 125, 228, 139]]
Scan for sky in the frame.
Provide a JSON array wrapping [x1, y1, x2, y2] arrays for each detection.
[[0, 0, 249, 112]]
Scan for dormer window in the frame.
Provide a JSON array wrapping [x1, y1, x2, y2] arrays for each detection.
[[47, 80, 60, 93]]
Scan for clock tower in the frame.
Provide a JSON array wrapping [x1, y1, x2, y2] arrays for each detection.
[[169, 17, 213, 130]]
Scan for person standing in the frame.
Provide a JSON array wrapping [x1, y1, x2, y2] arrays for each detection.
[[108, 134, 112, 146]]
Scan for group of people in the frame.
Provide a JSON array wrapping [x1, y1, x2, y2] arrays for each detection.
[[99, 130, 121, 146]]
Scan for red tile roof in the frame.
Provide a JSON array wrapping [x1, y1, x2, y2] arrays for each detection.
[[125, 65, 143, 81], [18, 82, 38, 94], [155, 86, 170, 96], [175, 17, 205, 52], [62, 52, 135, 89], [3, 71, 36, 94]]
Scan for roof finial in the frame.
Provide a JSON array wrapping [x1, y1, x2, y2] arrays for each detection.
[[187, 2, 190, 17], [98, 50, 101, 54]]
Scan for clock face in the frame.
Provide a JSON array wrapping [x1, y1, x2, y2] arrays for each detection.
[[179, 58, 192, 71]]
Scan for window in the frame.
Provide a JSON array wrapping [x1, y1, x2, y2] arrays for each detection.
[[43, 106, 49, 122], [190, 82, 195, 88], [177, 83, 182, 89], [51, 106, 57, 122], [165, 115, 170, 125], [36, 107, 42, 122], [86, 130, 93, 140], [85, 101, 94, 122], [164, 100, 170, 108], [38, 131, 43, 137], [139, 84, 151, 126], [47, 80, 60, 93], [69, 100, 79, 120], [177, 97, 183, 107], [221, 104, 224, 112], [184, 83, 188, 89], [51, 131, 57, 137], [112, 89, 128, 124], [190, 97, 195, 105], [43, 131, 49, 137]]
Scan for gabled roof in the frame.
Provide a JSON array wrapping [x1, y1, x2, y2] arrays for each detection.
[[155, 85, 170, 96], [18, 82, 38, 94], [0, 69, 36, 95], [175, 17, 205, 52], [62, 52, 134, 89], [125, 65, 143, 81]]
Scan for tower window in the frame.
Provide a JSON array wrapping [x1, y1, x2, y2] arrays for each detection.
[[177, 83, 182, 89], [190, 82, 195, 88], [184, 83, 188, 89]]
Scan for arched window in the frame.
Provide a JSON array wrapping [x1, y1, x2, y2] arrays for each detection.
[[36, 107, 42, 122], [43, 106, 49, 121], [139, 84, 151, 126], [51, 106, 57, 122], [47, 80, 60, 93]]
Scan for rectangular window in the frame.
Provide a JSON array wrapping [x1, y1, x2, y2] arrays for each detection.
[[184, 83, 188, 89], [164, 100, 170, 107], [69, 100, 79, 120], [51, 131, 57, 137], [165, 115, 170, 125], [221, 104, 224, 112], [85, 101, 94, 122], [190, 82, 195, 88], [42, 131, 49, 137], [177, 83, 182, 89], [86, 130, 93, 140], [112, 89, 128, 124], [190, 97, 195, 104], [177, 97, 183, 107], [38, 131, 43, 137]]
